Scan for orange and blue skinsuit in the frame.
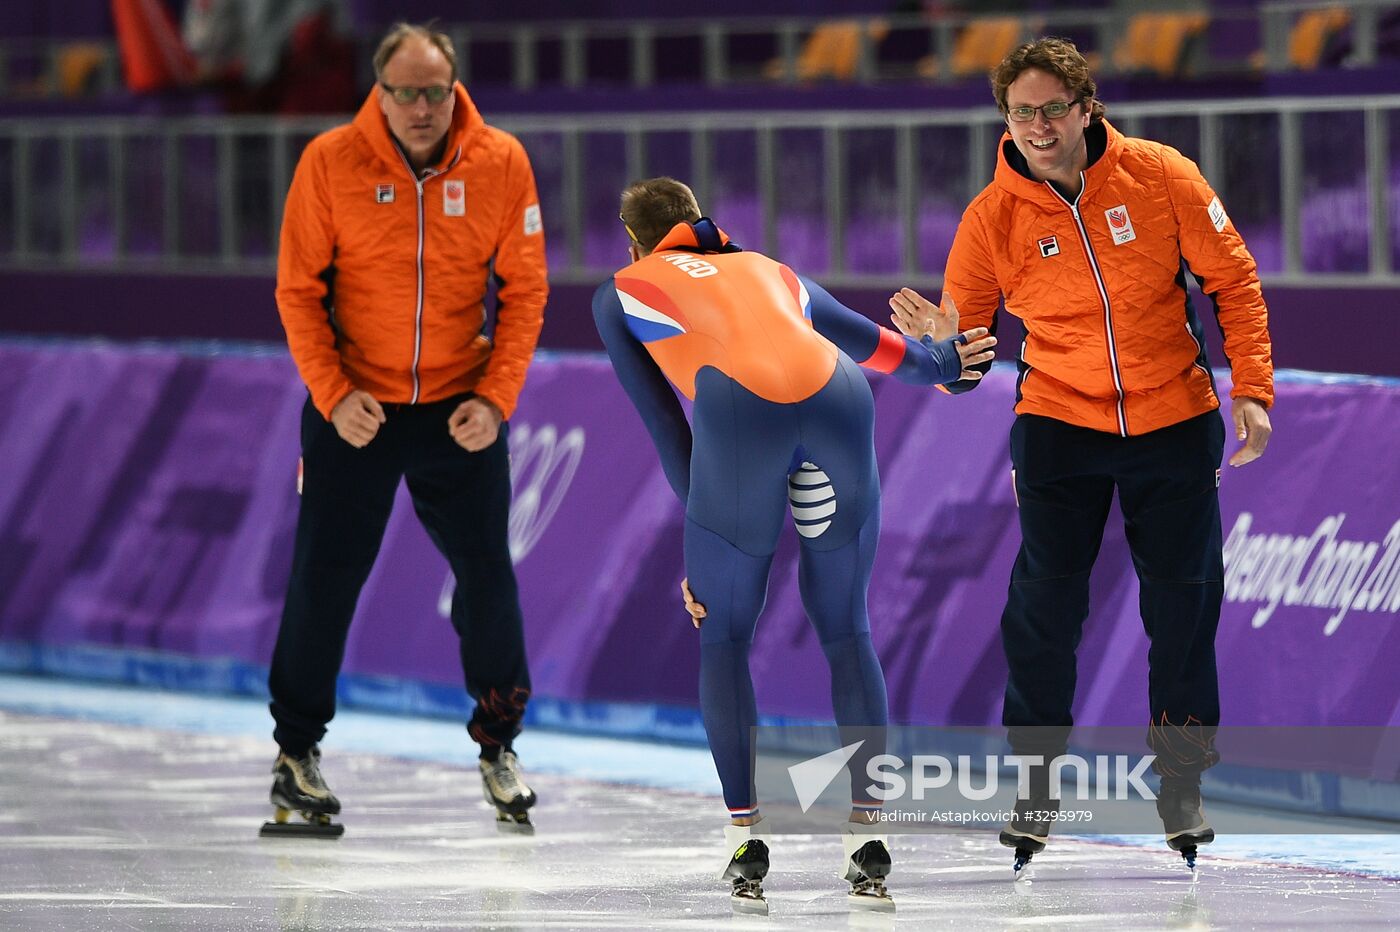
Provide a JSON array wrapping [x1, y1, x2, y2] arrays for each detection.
[[592, 220, 966, 817]]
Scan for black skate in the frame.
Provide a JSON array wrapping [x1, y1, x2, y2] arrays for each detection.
[[999, 795, 1055, 881], [720, 831, 770, 915], [260, 746, 344, 838], [480, 750, 536, 834], [1158, 780, 1214, 876], [842, 834, 894, 911]]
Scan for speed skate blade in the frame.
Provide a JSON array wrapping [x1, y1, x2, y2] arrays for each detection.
[[849, 891, 895, 912], [731, 893, 768, 916], [259, 819, 344, 839], [496, 813, 535, 836]]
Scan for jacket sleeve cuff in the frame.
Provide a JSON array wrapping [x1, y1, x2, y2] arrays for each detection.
[[472, 383, 517, 421], [1228, 387, 1274, 408], [313, 383, 355, 421]]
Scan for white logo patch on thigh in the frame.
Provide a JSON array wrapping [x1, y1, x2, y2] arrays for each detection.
[[789, 461, 836, 538]]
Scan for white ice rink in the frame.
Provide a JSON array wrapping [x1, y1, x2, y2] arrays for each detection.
[[1, 674, 1398, 929]]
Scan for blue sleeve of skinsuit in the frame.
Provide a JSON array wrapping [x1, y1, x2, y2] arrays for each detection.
[[591, 281, 693, 502], [800, 275, 963, 385]]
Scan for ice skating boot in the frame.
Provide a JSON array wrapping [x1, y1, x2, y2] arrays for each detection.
[[842, 826, 893, 911], [260, 745, 344, 838], [719, 822, 770, 915], [1158, 779, 1214, 876], [999, 795, 1055, 881], [480, 750, 537, 834]]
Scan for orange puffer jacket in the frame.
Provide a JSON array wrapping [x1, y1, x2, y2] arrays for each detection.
[[276, 84, 548, 420], [943, 119, 1272, 436]]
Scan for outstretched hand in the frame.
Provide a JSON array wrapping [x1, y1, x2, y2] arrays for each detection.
[[890, 287, 959, 341], [889, 287, 995, 381]]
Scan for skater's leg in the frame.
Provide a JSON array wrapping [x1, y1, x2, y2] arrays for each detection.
[[689, 517, 778, 823], [1116, 413, 1226, 867], [1001, 416, 1115, 743], [269, 398, 401, 755], [785, 363, 896, 907], [995, 416, 1111, 872], [686, 369, 793, 823], [798, 515, 890, 822], [790, 354, 889, 820], [1118, 411, 1227, 776], [403, 403, 530, 759]]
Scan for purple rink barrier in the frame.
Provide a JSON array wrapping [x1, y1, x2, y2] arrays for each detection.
[[1, 340, 1399, 742]]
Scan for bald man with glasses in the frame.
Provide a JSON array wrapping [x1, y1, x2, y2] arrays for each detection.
[[265, 22, 548, 837]]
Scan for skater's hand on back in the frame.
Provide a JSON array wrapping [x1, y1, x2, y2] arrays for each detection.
[[449, 397, 502, 452], [681, 578, 706, 629], [331, 390, 386, 448]]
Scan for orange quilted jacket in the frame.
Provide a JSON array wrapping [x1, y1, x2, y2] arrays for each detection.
[[276, 85, 548, 420], [943, 119, 1272, 436]]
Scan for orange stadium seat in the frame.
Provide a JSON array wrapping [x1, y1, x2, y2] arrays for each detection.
[[1288, 7, 1352, 69], [1248, 7, 1351, 72], [1112, 12, 1210, 77], [56, 43, 110, 96], [763, 18, 890, 82], [918, 17, 1029, 80]]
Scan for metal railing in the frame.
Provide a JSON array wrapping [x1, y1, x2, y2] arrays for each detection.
[[1, 94, 1397, 288]]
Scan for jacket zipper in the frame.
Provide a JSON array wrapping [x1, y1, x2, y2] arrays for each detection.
[[410, 176, 425, 404], [1047, 174, 1128, 436], [393, 145, 461, 405], [392, 148, 431, 405]]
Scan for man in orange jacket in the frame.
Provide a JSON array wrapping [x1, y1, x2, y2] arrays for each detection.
[[263, 23, 547, 836], [891, 38, 1273, 875]]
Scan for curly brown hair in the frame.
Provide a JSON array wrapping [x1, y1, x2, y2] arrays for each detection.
[[991, 37, 1106, 124]]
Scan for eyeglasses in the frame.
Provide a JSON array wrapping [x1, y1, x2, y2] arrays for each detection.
[[1006, 99, 1081, 123], [619, 213, 641, 246], [380, 83, 452, 105]]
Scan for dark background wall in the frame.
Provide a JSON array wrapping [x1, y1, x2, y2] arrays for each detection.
[[0, 267, 1388, 380]]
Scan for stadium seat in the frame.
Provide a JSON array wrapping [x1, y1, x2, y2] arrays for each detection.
[[917, 17, 1029, 81], [1112, 12, 1210, 77], [763, 18, 890, 82], [1288, 7, 1352, 69], [56, 43, 110, 96]]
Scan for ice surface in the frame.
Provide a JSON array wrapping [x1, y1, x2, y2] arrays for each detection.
[[1, 675, 1398, 929]]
